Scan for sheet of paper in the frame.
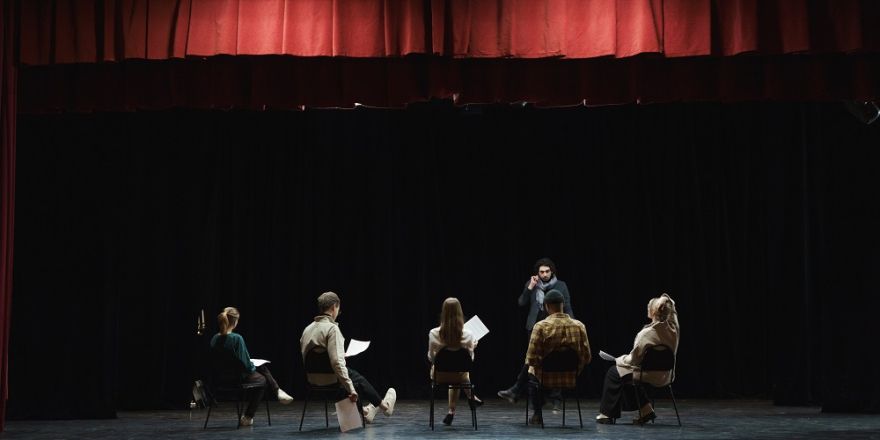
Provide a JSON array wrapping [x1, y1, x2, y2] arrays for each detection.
[[251, 358, 270, 367], [599, 351, 616, 362], [335, 398, 363, 432], [345, 339, 370, 358], [464, 315, 490, 341]]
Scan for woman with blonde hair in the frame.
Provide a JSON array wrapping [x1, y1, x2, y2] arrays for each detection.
[[596, 293, 679, 425], [210, 307, 293, 426], [427, 297, 482, 426]]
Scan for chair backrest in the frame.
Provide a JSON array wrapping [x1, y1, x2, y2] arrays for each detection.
[[208, 340, 246, 386], [433, 347, 473, 373], [542, 348, 579, 373], [640, 345, 675, 372], [303, 348, 335, 374]]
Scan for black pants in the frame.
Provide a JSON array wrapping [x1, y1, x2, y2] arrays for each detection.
[[241, 365, 279, 417], [512, 329, 537, 393], [513, 328, 560, 402], [335, 367, 382, 407], [527, 374, 545, 417], [599, 366, 648, 419]]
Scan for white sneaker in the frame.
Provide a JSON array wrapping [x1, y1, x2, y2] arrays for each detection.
[[381, 388, 397, 417], [363, 403, 380, 424], [277, 388, 294, 405], [239, 415, 254, 427]]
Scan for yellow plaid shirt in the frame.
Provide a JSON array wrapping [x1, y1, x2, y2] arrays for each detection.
[[525, 312, 591, 389]]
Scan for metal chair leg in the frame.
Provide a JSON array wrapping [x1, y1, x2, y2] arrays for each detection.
[[203, 405, 213, 429], [540, 386, 545, 429], [324, 399, 329, 427], [535, 375, 545, 429], [265, 393, 272, 426], [430, 383, 435, 430], [235, 398, 242, 429], [562, 394, 566, 426], [633, 383, 646, 427], [298, 392, 309, 431], [472, 385, 478, 431], [669, 385, 681, 426], [576, 395, 583, 428], [472, 403, 477, 430]]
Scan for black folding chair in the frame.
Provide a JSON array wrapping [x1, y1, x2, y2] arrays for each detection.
[[299, 348, 365, 431], [525, 348, 583, 428], [203, 346, 271, 429], [632, 344, 681, 426], [429, 348, 478, 430]]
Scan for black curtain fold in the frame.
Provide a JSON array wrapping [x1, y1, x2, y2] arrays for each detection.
[[7, 102, 879, 419]]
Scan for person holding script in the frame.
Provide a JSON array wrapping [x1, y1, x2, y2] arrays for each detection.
[[427, 298, 484, 425], [299, 291, 397, 424]]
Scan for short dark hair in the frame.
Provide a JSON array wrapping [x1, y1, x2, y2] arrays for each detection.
[[544, 290, 564, 305], [534, 257, 557, 276], [317, 291, 340, 313]]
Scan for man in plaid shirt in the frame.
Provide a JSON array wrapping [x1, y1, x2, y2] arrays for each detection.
[[525, 290, 591, 425]]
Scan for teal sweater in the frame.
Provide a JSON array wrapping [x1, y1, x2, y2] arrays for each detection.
[[210, 332, 256, 377]]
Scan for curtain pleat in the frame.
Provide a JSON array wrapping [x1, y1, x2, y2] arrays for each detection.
[[19, 0, 880, 65], [0, 0, 18, 431]]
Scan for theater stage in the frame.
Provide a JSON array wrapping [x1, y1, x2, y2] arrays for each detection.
[[3, 399, 877, 439]]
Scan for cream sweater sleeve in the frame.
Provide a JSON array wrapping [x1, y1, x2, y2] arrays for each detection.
[[327, 326, 355, 394]]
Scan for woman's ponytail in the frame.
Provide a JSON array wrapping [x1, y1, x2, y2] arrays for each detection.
[[217, 307, 240, 335]]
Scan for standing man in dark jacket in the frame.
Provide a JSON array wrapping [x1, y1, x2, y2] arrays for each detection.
[[498, 258, 573, 406]]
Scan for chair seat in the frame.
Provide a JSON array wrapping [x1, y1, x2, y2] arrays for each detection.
[[526, 348, 584, 429], [203, 380, 271, 429], [299, 349, 366, 432], [631, 345, 681, 426], [429, 348, 478, 431]]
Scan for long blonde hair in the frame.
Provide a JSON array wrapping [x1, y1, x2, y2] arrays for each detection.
[[218, 307, 240, 335], [439, 297, 464, 347]]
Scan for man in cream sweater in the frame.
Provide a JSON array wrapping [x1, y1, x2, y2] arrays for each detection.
[[300, 291, 396, 423]]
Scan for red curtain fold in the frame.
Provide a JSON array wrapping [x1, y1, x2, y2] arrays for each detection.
[[18, 55, 880, 112], [0, 0, 16, 432], [19, 0, 880, 65]]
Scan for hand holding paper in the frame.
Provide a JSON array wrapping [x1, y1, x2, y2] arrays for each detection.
[[335, 398, 363, 432], [464, 315, 490, 341]]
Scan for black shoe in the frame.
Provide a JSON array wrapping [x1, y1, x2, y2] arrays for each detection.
[[596, 416, 616, 425], [468, 396, 484, 409], [497, 388, 518, 404], [442, 413, 454, 426], [529, 414, 543, 425], [633, 411, 656, 425]]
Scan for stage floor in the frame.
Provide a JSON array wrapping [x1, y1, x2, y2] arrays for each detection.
[[4, 399, 878, 439]]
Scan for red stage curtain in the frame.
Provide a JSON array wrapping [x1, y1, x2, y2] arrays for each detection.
[[19, 0, 880, 65], [20, 0, 428, 64], [0, 0, 17, 431], [431, 0, 879, 57]]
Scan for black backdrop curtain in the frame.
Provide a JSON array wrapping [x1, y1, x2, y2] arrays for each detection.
[[7, 102, 879, 419]]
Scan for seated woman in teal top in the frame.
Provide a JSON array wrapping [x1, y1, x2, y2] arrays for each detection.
[[210, 306, 293, 426]]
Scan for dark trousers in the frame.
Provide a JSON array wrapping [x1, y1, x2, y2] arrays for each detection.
[[512, 329, 537, 393], [512, 328, 560, 403], [599, 366, 648, 419], [335, 367, 382, 407], [241, 365, 279, 417], [527, 374, 545, 417]]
